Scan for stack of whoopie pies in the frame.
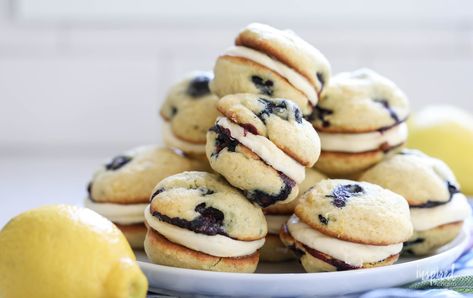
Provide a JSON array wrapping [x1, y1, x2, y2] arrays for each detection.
[[84, 23, 470, 273]]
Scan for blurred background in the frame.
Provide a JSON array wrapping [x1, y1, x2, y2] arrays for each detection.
[[1, 0, 472, 225]]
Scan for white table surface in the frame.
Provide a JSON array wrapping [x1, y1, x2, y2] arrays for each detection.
[[0, 155, 104, 227]]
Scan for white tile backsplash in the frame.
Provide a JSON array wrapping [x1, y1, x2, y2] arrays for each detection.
[[0, 55, 163, 151], [1, 0, 472, 157]]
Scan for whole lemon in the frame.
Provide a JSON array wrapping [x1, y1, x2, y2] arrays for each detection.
[[408, 105, 473, 195], [0, 205, 148, 298]]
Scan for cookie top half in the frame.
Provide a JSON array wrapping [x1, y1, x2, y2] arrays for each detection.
[[310, 69, 409, 133], [236, 23, 331, 94], [217, 93, 321, 167], [160, 71, 220, 144], [295, 179, 413, 245], [150, 171, 267, 241], [89, 146, 199, 204], [359, 149, 460, 207]]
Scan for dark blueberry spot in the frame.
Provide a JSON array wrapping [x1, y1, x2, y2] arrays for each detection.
[[411, 181, 458, 208], [294, 108, 303, 124], [289, 245, 306, 259], [302, 244, 359, 271], [256, 98, 286, 122], [316, 72, 325, 90], [105, 155, 132, 171], [447, 181, 459, 197], [87, 182, 96, 201], [187, 75, 211, 98], [209, 125, 239, 157], [170, 106, 178, 117], [256, 98, 302, 124], [198, 187, 215, 196], [309, 105, 333, 128], [87, 182, 92, 196], [411, 200, 448, 208], [240, 123, 258, 135], [245, 172, 296, 208], [194, 203, 224, 226], [326, 184, 364, 208], [318, 214, 329, 225], [373, 98, 400, 124], [152, 203, 226, 236], [150, 188, 165, 201], [404, 238, 425, 248], [153, 207, 228, 236], [251, 75, 274, 96]]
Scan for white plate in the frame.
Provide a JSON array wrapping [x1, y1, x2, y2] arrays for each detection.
[[137, 225, 470, 297]]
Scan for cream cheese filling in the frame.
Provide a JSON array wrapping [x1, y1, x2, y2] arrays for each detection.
[[224, 46, 318, 106], [287, 215, 402, 267], [410, 193, 471, 231], [319, 122, 408, 153], [144, 205, 265, 258], [162, 122, 206, 154], [217, 117, 305, 183], [266, 214, 291, 235], [83, 197, 147, 225]]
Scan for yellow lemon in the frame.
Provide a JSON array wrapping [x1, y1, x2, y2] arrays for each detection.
[[408, 105, 473, 195], [0, 205, 148, 298]]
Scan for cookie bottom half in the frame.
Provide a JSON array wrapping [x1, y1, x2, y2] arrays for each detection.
[[144, 228, 259, 273], [279, 224, 399, 272], [403, 221, 464, 256], [315, 145, 403, 177]]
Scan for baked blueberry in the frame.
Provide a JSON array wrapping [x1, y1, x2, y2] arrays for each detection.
[[105, 155, 132, 171], [187, 75, 211, 97], [326, 184, 364, 208], [251, 75, 274, 96]]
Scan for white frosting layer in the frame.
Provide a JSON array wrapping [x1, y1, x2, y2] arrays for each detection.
[[217, 117, 305, 183], [287, 215, 402, 267], [224, 46, 318, 106], [162, 122, 206, 154], [410, 193, 471, 231], [144, 206, 265, 257], [266, 214, 291, 234], [319, 122, 408, 153], [83, 197, 147, 225]]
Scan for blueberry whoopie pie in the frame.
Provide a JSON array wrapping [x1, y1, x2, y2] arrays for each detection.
[[310, 68, 410, 177], [160, 71, 219, 159], [144, 171, 267, 272], [210, 23, 331, 116], [206, 93, 321, 208], [84, 146, 199, 248], [260, 168, 326, 262], [280, 179, 412, 272], [360, 149, 472, 255]]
